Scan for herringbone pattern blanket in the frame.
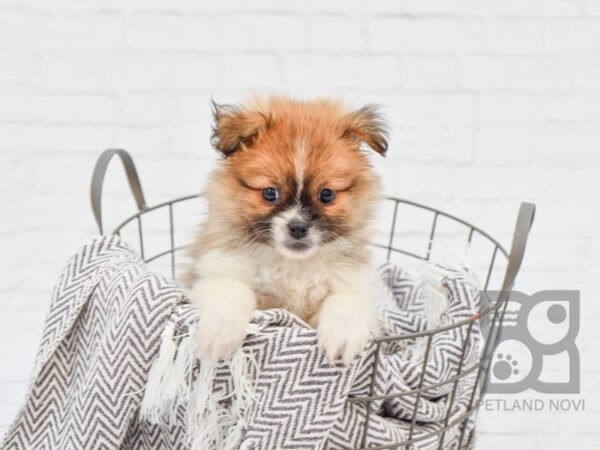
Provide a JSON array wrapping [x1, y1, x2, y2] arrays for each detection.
[[2, 236, 482, 450]]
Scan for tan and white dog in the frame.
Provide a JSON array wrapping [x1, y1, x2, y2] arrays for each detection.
[[185, 96, 389, 365]]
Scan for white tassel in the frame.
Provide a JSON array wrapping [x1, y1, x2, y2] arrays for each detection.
[[187, 347, 259, 450], [172, 328, 198, 398], [420, 273, 449, 330], [188, 357, 218, 449], [141, 323, 177, 423], [141, 319, 260, 449], [161, 327, 198, 424], [220, 349, 259, 450], [395, 240, 479, 364]]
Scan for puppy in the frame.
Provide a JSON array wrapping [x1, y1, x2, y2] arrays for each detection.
[[186, 96, 388, 365]]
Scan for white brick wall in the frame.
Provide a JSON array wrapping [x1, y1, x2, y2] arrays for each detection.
[[1, 1, 599, 448]]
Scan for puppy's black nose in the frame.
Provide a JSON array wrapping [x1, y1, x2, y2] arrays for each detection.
[[287, 220, 309, 240]]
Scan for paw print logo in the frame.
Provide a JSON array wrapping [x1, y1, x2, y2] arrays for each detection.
[[487, 290, 580, 394], [493, 354, 519, 380]]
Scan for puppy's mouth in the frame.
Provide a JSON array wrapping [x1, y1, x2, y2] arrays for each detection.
[[276, 238, 319, 259], [288, 241, 310, 251]]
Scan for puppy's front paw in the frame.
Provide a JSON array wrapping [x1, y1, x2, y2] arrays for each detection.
[[317, 317, 372, 366], [195, 311, 248, 361], [188, 276, 256, 362]]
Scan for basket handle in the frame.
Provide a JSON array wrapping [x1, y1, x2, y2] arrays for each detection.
[[501, 202, 536, 292], [90, 149, 147, 234]]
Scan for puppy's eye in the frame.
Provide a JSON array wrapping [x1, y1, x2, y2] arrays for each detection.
[[318, 188, 336, 204], [262, 187, 280, 203]]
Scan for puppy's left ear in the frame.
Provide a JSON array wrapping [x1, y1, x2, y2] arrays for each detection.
[[343, 105, 389, 156]]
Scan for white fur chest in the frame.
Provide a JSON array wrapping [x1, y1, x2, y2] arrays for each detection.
[[250, 252, 334, 321], [194, 245, 367, 324]]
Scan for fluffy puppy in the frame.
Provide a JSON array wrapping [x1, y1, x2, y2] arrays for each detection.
[[186, 96, 388, 365]]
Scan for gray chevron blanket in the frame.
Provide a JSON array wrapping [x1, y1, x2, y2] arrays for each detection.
[[2, 236, 482, 450]]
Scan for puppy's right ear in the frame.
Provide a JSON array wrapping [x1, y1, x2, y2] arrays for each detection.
[[210, 101, 268, 157]]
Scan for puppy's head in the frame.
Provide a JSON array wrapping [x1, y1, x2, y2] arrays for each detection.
[[207, 97, 388, 259]]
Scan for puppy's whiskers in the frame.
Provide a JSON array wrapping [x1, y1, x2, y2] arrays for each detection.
[[242, 223, 272, 246]]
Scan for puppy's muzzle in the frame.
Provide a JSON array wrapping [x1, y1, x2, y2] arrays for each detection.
[[287, 219, 309, 240]]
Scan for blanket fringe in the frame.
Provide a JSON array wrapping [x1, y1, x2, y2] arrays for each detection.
[[141, 324, 257, 450], [141, 323, 177, 423], [402, 240, 478, 363]]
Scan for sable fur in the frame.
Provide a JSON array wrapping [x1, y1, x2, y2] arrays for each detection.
[[186, 96, 389, 364]]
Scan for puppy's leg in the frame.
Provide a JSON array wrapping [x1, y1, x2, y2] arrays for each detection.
[[187, 252, 256, 361], [189, 276, 256, 361], [316, 268, 377, 365]]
